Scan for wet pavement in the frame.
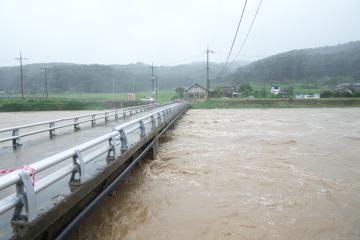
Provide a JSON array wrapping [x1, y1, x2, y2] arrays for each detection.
[[0, 106, 170, 239], [0, 109, 155, 169], [74, 108, 360, 240]]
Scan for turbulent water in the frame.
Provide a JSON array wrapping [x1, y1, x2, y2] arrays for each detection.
[[74, 108, 360, 240]]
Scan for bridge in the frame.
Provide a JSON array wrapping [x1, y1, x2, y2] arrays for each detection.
[[0, 102, 190, 239]]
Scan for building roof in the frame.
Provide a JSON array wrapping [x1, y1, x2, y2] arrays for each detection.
[[186, 83, 208, 92]]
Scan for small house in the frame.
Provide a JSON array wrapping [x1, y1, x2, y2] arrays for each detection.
[[185, 83, 208, 100], [222, 86, 239, 98], [335, 83, 360, 93], [271, 86, 281, 94]]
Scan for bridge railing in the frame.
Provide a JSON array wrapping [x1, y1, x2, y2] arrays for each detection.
[[0, 103, 166, 149], [0, 102, 188, 223]]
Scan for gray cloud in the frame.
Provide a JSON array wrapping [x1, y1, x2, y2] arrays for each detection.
[[0, 0, 359, 66]]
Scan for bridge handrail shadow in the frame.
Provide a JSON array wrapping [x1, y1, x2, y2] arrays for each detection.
[[0, 102, 188, 225], [0, 102, 170, 149]]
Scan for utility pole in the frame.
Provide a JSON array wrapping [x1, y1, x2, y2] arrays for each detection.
[[14, 51, 28, 98], [205, 47, 214, 97], [112, 78, 115, 98], [108, 67, 115, 99], [155, 74, 158, 100], [150, 63, 157, 100], [40, 65, 51, 98]]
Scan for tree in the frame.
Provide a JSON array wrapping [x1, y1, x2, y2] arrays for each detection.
[[172, 87, 185, 100], [175, 87, 185, 98], [238, 83, 253, 97], [211, 87, 223, 98], [320, 90, 333, 98], [283, 86, 294, 97]]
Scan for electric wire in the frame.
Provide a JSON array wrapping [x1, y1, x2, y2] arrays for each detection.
[[228, 0, 263, 69], [217, 0, 248, 80]]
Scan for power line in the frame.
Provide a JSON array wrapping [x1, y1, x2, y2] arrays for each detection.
[[218, 0, 248, 80], [228, 0, 263, 69], [14, 51, 28, 98]]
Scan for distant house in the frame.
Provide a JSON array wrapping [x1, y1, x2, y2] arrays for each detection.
[[296, 93, 320, 99], [271, 86, 281, 94], [185, 83, 208, 100], [335, 83, 360, 93], [276, 92, 291, 98], [222, 86, 239, 98]]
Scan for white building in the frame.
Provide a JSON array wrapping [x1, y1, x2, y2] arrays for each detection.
[[295, 93, 320, 99], [271, 86, 281, 94]]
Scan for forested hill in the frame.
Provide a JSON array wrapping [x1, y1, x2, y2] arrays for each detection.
[[229, 41, 360, 86], [0, 61, 248, 94]]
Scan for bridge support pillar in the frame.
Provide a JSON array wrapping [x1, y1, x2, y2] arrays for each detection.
[[145, 140, 158, 160]]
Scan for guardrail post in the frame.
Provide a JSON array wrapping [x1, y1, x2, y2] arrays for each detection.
[[70, 149, 85, 186], [12, 170, 37, 223], [151, 115, 156, 130], [162, 111, 166, 123], [74, 118, 80, 131], [105, 113, 109, 124], [139, 120, 146, 138], [119, 128, 128, 153], [49, 122, 55, 138], [106, 137, 116, 162], [91, 115, 96, 127], [157, 112, 162, 126], [12, 129, 21, 149]]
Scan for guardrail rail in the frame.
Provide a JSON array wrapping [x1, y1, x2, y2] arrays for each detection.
[[0, 103, 167, 149], [0, 102, 189, 228]]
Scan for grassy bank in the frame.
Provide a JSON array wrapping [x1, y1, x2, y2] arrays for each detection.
[[0, 90, 176, 111], [1, 90, 176, 103], [0, 99, 109, 111], [191, 98, 360, 109]]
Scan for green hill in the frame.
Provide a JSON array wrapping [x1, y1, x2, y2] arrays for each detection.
[[0, 61, 248, 95], [229, 41, 360, 87]]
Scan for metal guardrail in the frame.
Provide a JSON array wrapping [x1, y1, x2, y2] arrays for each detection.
[[0, 102, 188, 224], [0, 103, 165, 149]]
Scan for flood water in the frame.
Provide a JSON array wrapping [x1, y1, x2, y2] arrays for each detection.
[[73, 108, 360, 239]]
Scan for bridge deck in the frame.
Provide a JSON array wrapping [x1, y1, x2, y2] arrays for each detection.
[[0, 107, 165, 170], [0, 103, 189, 239]]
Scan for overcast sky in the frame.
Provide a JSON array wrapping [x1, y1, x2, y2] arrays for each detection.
[[0, 0, 359, 66]]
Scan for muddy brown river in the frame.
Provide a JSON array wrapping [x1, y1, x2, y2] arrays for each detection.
[[72, 108, 360, 239]]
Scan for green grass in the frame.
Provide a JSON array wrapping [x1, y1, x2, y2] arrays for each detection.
[[46, 90, 176, 102], [0, 90, 176, 111], [191, 98, 360, 109], [0, 98, 107, 112]]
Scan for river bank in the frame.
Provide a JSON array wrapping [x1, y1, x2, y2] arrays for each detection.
[[2, 98, 360, 112], [191, 98, 360, 109], [0, 98, 142, 111]]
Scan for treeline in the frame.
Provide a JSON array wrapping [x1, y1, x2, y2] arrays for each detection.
[[229, 41, 360, 86], [320, 90, 360, 98], [0, 61, 247, 95]]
